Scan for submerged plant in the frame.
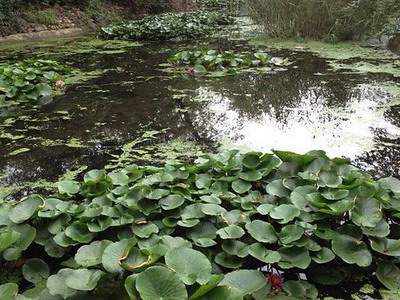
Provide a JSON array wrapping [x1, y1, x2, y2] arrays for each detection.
[[166, 49, 286, 76], [101, 11, 234, 41], [0, 59, 72, 107], [0, 150, 399, 299]]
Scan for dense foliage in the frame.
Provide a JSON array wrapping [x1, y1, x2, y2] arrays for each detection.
[[246, 0, 400, 40], [167, 49, 272, 76], [0, 59, 71, 106], [101, 11, 234, 41], [0, 150, 400, 299]]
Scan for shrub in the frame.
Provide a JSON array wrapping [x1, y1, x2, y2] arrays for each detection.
[[0, 150, 399, 298], [0, 59, 72, 106], [101, 10, 234, 40]]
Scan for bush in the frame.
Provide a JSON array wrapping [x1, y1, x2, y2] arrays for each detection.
[[101, 11, 234, 41], [0, 150, 400, 298]]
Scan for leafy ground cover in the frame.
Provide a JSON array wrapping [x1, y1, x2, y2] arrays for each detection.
[[101, 11, 234, 41], [0, 150, 399, 299], [0, 59, 72, 108], [163, 49, 291, 77]]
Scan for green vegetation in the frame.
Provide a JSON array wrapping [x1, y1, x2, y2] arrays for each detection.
[[101, 11, 234, 41], [24, 8, 58, 25], [246, 0, 400, 40], [0, 59, 72, 108], [0, 150, 400, 298], [166, 49, 274, 76]]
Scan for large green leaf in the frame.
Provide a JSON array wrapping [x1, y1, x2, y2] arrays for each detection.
[[332, 234, 372, 267], [102, 239, 132, 273], [0, 283, 18, 300], [248, 243, 281, 264], [65, 222, 94, 243], [165, 247, 212, 285], [132, 222, 159, 238], [278, 225, 304, 244], [160, 195, 185, 210], [189, 274, 224, 300], [199, 286, 243, 300], [266, 180, 290, 198], [47, 269, 77, 298], [217, 225, 245, 239], [135, 266, 188, 300], [278, 246, 311, 269], [370, 237, 400, 256], [376, 262, 400, 290], [270, 205, 300, 223], [75, 240, 112, 267], [219, 269, 266, 295], [65, 268, 105, 291], [245, 220, 278, 243], [9, 195, 43, 224], [232, 179, 252, 194], [22, 258, 50, 283], [351, 198, 382, 228], [57, 180, 80, 195]]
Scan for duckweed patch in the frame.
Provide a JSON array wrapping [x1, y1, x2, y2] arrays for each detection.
[[0, 150, 400, 299]]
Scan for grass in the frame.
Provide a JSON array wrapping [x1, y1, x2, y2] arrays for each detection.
[[24, 9, 58, 26]]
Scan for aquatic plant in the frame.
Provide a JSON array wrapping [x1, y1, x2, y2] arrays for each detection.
[[166, 49, 286, 76], [101, 11, 234, 41], [0, 150, 399, 298], [0, 59, 72, 107]]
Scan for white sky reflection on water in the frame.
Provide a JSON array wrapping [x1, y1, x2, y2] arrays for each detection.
[[192, 86, 400, 159]]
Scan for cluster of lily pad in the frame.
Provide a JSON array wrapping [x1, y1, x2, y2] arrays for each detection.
[[194, 0, 244, 11], [101, 11, 234, 41], [0, 150, 399, 299], [165, 49, 273, 76], [0, 59, 72, 107]]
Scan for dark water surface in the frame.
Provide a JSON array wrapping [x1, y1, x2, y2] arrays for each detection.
[[1, 35, 400, 195]]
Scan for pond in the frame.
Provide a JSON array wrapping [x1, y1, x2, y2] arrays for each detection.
[[1, 24, 400, 201]]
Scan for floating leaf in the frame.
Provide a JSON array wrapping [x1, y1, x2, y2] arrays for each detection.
[[278, 246, 311, 269], [22, 258, 50, 283], [217, 225, 245, 239], [57, 180, 80, 195], [245, 220, 278, 243], [10, 195, 43, 224], [270, 204, 300, 223], [165, 247, 211, 285], [376, 262, 400, 290], [232, 179, 252, 194], [219, 269, 266, 295], [0, 283, 18, 300], [135, 266, 188, 300], [248, 243, 281, 264], [65, 268, 104, 291], [332, 234, 372, 267], [75, 240, 112, 267]]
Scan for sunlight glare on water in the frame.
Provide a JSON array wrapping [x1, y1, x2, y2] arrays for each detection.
[[192, 85, 400, 159]]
